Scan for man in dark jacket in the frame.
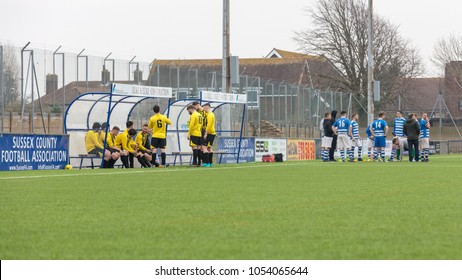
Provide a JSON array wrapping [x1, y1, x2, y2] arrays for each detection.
[[322, 112, 334, 162], [328, 110, 338, 161], [403, 113, 421, 162]]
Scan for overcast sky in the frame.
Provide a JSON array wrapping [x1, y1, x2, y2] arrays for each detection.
[[1, 0, 461, 76]]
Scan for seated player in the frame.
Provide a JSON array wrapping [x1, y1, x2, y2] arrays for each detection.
[[201, 103, 215, 167], [187, 104, 203, 167], [115, 124, 138, 168], [104, 125, 121, 168], [148, 105, 172, 167], [85, 122, 111, 164], [135, 124, 153, 168]]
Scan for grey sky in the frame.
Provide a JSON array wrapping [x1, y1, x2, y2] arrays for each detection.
[[1, 0, 461, 75]]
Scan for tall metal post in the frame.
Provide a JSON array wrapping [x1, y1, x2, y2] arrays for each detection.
[[77, 49, 88, 93], [30, 50, 35, 133], [222, 0, 230, 93], [367, 0, 375, 124], [52, 45, 62, 108], [21, 42, 31, 110], [129, 56, 136, 82]]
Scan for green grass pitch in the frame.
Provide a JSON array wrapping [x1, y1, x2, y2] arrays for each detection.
[[1, 156, 461, 260]]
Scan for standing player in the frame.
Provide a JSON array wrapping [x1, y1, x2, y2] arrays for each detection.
[[321, 112, 334, 162], [419, 113, 431, 162], [192, 101, 207, 166], [202, 103, 216, 167], [187, 105, 203, 166], [390, 111, 406, 161], [332, 111, 353, 162], [371, 112, 389, 162], [365, 124, 375, 161], [349, 114, 363, 161], [148, 105, 172, 167]]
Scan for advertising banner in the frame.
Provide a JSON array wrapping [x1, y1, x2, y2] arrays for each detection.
[[111, 83, 172, 98], [0, 134, 69, 171], [254, 138, 287, 162], [287, 139, 316, 161], [217, 137, 255, 163]]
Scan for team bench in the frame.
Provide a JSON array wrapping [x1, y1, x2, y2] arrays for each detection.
[[171, 151, 232, 166], [69, 154, 100, 169]]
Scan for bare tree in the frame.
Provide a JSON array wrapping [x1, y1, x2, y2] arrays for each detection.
[[294, 0, 423, 109], [432, 34, 462, 89], [1, 44, 20, 105]]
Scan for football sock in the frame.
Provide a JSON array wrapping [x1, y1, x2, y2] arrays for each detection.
[[192, 149, 198, 165], [161, 153, 166, 166]]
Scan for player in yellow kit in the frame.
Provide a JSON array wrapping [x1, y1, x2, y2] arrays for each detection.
[[104, 125, 121, 168], [115, 121, 138, 168], [148, 105, 172, 167], [192, 101, 207, 165], [187, 104, 203, 166], [134, 124, 153, 168], [201, 103, 216, 167], [85, 122, 112, 166]]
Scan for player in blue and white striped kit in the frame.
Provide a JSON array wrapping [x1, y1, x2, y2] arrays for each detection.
[[333, 111, 353, 162], [349, 114, 363, 161], [390, 111, 406, 161], [419, 113, 431, 162], [371, 112, 389, 162]]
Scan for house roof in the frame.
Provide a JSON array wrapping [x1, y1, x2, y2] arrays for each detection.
[[403, 78, 443, 112]]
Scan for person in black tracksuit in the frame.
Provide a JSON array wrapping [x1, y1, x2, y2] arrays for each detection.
[[403, 113, 421, 162], [328, 110, 338, 161]]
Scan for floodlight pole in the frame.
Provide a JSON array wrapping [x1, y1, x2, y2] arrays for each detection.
[[222, 0, 230, 93], [367, 0, 374, 124]]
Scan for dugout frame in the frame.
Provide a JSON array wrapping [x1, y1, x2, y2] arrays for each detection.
[[64, 83, 173, 168]]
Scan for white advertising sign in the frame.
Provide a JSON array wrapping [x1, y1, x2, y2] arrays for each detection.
[[111, 83, 172, 98], [254, 138, 287, 162], [201, 91, 247, 104]]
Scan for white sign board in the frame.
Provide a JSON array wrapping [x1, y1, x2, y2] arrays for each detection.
[[111, 83, 172, 98], [254, 138, 287, 162], [201, 91, 247, 104]]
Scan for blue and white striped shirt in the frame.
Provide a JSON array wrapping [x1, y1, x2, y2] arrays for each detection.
[[333, 117, 351, 135], [420, 119, 430, 138], [351, 121, 360, 140], [393, 117, 406, 137], [372, 119, 387, 137]]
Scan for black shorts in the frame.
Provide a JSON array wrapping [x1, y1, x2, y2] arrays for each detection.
[[151, 138, 167, 149], [88, 148, 104, 155], [205, 134, 216, 147], [190, 136, 201, 147], [108, 148, 120, 154]]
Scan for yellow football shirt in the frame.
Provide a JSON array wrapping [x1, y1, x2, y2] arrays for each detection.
[[85, 130, 104, 153], [206, 111, 216, 135], [148, 114, 172, 139], [188, 111, 203, 137]]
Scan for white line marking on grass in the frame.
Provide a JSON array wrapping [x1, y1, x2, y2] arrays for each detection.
[[0, 159, 459, 181], [0, 162, 315, 181]]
